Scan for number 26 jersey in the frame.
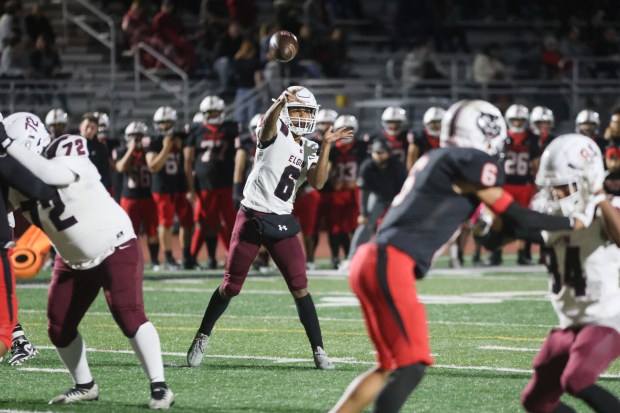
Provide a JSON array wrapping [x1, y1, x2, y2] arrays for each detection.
[[10, 135, 136, 269], [241, 120, 319, 215]]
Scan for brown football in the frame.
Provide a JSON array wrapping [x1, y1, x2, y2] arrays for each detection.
[[269, 30, 298, 63]]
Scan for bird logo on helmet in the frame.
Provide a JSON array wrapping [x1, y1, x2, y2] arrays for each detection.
[[440, 100, 508, 157], [3, 112, 51, 155], [279, 86, 320, 136]]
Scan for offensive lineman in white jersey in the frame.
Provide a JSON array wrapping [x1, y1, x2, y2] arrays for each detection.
[[477, 134, 620, 413], [0, 113, 174, 409], [187, 86, 353, 369]]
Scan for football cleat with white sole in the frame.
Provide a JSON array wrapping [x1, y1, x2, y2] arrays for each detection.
[[149, 384, 174, 409], [8, 336, 38, 366], [187, 332, 209, 367], [313, 346, 335, 370], [49, 383, 99, 404]]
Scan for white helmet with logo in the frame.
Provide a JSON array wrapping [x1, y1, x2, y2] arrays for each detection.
[[529, 106, 554, 135], [381, 106, 407, 135], [280, 86, 320, 136], [575, 109, 600, 135], [93, 112, 109, 134], [440, 100, 507, 157], [504, 104, 529, 133], [153, 106, 177, 134], [423, 107, 446, 137], [199, 95, 225, 124], [535, 133, 604, 216], [3, 112, 51, 155], [45, 108, 68, 128]]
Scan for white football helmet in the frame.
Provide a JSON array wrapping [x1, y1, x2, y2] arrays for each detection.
[[536, 134, 604, 216], [504, 104, 529, 133], [280, 86, 320, 136], [192, 112, 204, 123], [199, 95, 225, 124], [93, 112, 109, 134], [334, 115, 358, 144], [124, 121, 148, 143], [249, 113, 263, 137], [153, 106, 177, 134], [316, 109, 338, 125], [575, 109, 600, 136], [381, 106, 407, 135], [440, 100, 507, 157], [45, 108, 68, 128], [529, 106, 554, 135], [423, 107, 445, 137], [3, 112, 51, 155]]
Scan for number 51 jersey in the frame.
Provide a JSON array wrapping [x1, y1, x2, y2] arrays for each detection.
[[10, 135, 136, 269], [241, 120, 319, 214]]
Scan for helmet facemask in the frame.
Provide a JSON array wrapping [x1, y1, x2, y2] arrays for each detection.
[[540, 178, 587, 217], [281, 103, 318, 136]]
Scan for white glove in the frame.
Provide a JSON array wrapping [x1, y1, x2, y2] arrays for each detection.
[[471, 208, 494, 236], [571, 193, 606, 229]]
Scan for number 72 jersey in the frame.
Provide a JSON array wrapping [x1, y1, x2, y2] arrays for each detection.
[[10, 135, 136, 269], [543, 219, 620, 331]]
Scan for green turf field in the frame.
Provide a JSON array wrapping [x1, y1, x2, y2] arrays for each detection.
[[1, 257, 618, 412]]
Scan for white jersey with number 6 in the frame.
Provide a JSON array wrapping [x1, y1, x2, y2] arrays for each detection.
[[543, 218, 620, 332], [241, 119, 319, 214], [10, 135, 136, 269]]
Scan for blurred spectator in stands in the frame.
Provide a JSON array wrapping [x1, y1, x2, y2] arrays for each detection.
[[274, 0, 301, 35], [258, 21, 278, 65], [401, 40, 444, 89], [199, 0, 229, 54], [304, 0, 331, 35], [213, 20, 243, 92], [122, 0, 152, 56], [24, 3, 54, 46], [0, 36, 28, 78], [320, 26, 348, 77], [472, 43, 507, 85], [227, 0, 257, 31], [559, 25, 589, 58], [29, 34, 60, 78], [232, 37, 262, 129], [153, 0, 196, 73], [540, 34, 571, 80], [594, 26, 620, 79], [327, 0, 364, 19], [0, 1, 23, 53], [296, 23, 324, 78], [604, 107, 620, 146]]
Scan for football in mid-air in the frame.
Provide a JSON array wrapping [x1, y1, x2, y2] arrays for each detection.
[[269, 30, 298, 63]]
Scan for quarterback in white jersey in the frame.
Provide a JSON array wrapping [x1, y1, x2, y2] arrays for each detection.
[[0, 113, 174, 409], [187, 86, 353, 370], [506, 135, 620, 413]]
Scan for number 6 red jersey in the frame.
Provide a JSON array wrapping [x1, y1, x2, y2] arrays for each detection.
[[241, 119, 319, 214], [10, 134, 135, 269]]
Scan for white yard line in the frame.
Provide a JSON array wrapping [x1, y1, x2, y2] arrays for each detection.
[[479, 345, 539, 352]]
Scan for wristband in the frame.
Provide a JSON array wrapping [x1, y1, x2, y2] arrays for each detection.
[[489, 191, 514, 214]]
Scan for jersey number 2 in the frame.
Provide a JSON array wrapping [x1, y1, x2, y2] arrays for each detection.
[[274, 165, 301, 201], [41, 197, 78, 231]]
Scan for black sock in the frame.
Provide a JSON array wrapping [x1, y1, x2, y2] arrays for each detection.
[[164, 250, 174, 263], [258, 250, 269, 266], [551, 402, 577, 413], [206, 237, 218, 260], [182, 247, 191, 263], [294, 294, 323, 350], [576, 384, 620, 413], [328, 233, 339, 260], [338, 232, 350, 256], [524, 241, 532, 259], [76, 380, 95, 390], [12, 323, 23, 334], [148, 243, 159, 265], [198, 288, 231, 336], [372, 363, 426, 413]]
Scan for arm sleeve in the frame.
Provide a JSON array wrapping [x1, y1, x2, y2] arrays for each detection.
[[6, 143, 76, 186], [501, 201, 572, 231], [359, 189, 370, 216], [0, 156, 55, 200]]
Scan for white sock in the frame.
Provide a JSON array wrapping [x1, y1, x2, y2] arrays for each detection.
[[449, 243, 458, 259], [129, 322, 165, 383], [56, 332, 93, 385]]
